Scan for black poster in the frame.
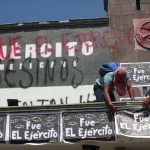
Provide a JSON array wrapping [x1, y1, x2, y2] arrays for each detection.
[[62, 110, 115, 142], [10, 113, 60, 143], [121, 62, 150, 86], [0, 115, 6, 142], [116, 109, 150, 137]]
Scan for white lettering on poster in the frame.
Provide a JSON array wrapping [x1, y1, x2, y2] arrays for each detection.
[[12, 130, 22, 140], [78, 125, 112, 138], [118, 112, 150, 133], [65, 117, 113, 138], [133, 67, 150, 82], [11, 120, 58, 140], [26, 121, 41, 130], [65, 128, 76, 137]]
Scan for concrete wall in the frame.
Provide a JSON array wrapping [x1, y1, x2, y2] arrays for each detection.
[[108, 0, 150, 62], [107, 0, 150, 99]]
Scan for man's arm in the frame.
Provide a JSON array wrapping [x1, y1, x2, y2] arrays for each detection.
[[127, 80, 135, 101], [103, 83, 116, 112], [143, 96, 150, 108], [143, 89, 150, 108]]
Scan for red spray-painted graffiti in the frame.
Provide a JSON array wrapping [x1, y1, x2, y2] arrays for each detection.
[[0, 36, 22, 60], [60, 27, 134, 50], [0, 26, 134, 60]]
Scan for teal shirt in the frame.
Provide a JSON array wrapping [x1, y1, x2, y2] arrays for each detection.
[[95, 72, 131, 88]]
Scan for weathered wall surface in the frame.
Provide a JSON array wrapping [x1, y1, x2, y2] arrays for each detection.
[[108, 0, 150, 62], [0, 19, 110, 106]]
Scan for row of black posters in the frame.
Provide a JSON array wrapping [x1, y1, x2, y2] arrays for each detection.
[[1, 110, 115, 143], [1, 108, 150, 144]]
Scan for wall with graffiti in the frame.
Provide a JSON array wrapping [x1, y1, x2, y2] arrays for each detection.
[[0, 19, 111, 106]]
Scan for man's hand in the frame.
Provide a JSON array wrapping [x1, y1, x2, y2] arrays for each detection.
[[108, 102, 117, 113], [127, 81, 135, 101], [143, 97, 150, 108]]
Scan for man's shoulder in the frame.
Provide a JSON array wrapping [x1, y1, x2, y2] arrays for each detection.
[[104, 72, 114, 77], [104, 72, 113, 83]]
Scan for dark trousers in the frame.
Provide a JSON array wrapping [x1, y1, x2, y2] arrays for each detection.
[[93, 85, 116, 102]]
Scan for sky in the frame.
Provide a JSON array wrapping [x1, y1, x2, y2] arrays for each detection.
[[0, 0, 107, 24]]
